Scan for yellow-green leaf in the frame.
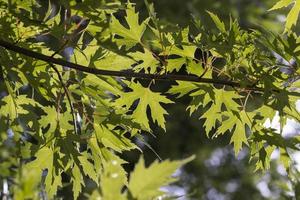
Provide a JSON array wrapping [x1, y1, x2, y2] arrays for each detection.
[[114, 82, 173, 131], [269, 0, 300, 30], [110, 3, 150, 48], [207, 11, 226, 33], [128, 156, 194, 200]]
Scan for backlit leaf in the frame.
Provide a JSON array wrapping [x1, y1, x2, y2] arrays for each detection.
[[128, 156, 194, 200], [114, 82, 173, 131]]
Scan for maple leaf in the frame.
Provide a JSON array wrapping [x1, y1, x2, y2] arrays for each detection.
[[128, 156, 194, 200], [269, 0, 300, 30], [39, 105, 73, 136], [164, 28, 204, 76], [207, 11, 226, 33], [83, 74, 122, 95], [114, 82, 173, 131], [71, 164, 84, 200], [24, 147, 60, 199], [129, 49, 160, 73], [99, 158, 128, 200], [166, 44, 199, 74], [168, 81, 199, 98], [94, 123, 137, 152], [94, 51, 135, 71], [39, 106, 58, 134], [166, 58, 186, 72], [0, 95, 40, 120], [200, 89, 241, 135], [169, 45, 197, 58], [216, 111, 252, 155], [110, 3, 150, 49], [78, 154, 98, 184], [201, 103, 223, 135], [72, 39, 100, 67]]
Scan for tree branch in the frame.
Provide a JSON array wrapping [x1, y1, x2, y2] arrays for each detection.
[[0, 39, 300, 97]]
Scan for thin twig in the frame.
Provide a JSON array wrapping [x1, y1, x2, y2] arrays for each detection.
[[50, 63, 78, 135]]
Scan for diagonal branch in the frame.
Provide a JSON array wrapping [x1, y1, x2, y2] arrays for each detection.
[[50, 63, 78, 135], [0, 39, 300, 97]]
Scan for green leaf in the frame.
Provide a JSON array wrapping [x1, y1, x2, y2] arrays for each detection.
[[114, 82, 173, 131], [46, 173, 62, 198], [39, 106, 58, 134], [186, 59, 204, 76], [169, 45, 197, 59], [0, 94, 17, 119], [83, 74, 121, 96], [166, 58, 186, 72], [25, 147, 53, 172], [13, 168, 40, 199], [233, 134, 249, 157], [129, 49, 160, 73], [166, 30, 202, 74], [94, 51, 135, 71], [269, 0, 293, 11], [25, 147, 56, 198], [99, 159, 127, 200], [0, 94, 39, 120], [110, 2, 150, 48], [78, 155, 98, 184], [71, 164, 84, 200], [286, 1, 300, 30], [168, 81, 198, 98], [217, 111, 251, 155], [207, 11, 226, 33], [201, 89, 241, 135], [72, 39, 101, 67], [12, 0, 35, 11], [269, 0, 300, 30], [128, 156, 194, 200], [94, 123, 137, 152], [253, 144, 276, 170]]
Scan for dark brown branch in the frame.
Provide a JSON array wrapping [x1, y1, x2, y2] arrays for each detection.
[[0, 40, 240, 86], [0, 39, 300, 97]]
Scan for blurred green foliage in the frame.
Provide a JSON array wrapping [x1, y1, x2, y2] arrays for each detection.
[[134, 0, 285, 32]]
